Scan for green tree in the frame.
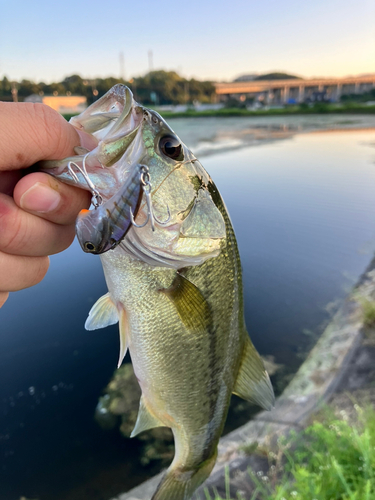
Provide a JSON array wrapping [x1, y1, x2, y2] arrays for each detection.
[[17, 79, 42, 97]]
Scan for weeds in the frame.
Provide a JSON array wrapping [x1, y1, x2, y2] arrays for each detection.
[[359, 298, 375, 328], [204, 404, 375, 500]]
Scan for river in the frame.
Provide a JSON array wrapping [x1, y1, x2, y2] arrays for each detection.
[[1, 114, 375, 499]]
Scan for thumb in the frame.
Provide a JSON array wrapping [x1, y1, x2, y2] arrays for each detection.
[[0, 102, 81, 171]]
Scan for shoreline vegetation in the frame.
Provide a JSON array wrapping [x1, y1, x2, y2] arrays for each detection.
[[62, 103, 375, 122], [159, 103, 375, 118]]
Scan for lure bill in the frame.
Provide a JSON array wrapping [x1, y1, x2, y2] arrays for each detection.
[[41, 84, 275, 500]]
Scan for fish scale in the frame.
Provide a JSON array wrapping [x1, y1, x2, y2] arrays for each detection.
[[40, 84, 275, 500]]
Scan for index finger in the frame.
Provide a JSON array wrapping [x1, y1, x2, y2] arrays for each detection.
[[0, 102, 80, 171]]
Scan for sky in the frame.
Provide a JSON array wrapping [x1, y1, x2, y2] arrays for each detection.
[[1, 0, 374, 83]]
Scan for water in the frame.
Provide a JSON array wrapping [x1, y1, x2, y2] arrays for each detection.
[[1, 116, 375, 499]]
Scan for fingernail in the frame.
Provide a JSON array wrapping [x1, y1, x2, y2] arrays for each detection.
[[20, 182, 61, 213]]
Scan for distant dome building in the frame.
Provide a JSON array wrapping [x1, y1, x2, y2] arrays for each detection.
[[233, 74, 258, 82]]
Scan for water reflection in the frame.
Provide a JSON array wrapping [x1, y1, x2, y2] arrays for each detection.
[[1, 121, 375, 499], [171, 114, 375, 157]]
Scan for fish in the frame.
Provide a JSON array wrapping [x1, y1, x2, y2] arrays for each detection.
[[41, 84, 275, 500]]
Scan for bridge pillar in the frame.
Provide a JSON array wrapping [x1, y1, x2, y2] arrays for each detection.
[[298, 85, 305, 103], [336, 83, 342, 102], [283, 86, 290, 104]]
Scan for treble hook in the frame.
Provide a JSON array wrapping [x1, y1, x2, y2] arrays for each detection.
[[153, 205, 171, 225], [68, 153, 103, 208], [130, 165, 171, 231]]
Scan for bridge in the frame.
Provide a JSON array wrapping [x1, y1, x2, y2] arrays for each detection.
[[214, 75, 375, 104]]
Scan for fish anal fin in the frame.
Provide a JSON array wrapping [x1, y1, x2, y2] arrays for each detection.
[[130, 396, 166, 438], [117, 307, 129, 368], [233, 335, 275, 411], [85, 293, 119, 331], [160, 273, 211, 332]]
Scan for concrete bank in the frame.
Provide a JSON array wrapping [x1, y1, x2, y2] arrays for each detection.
[[113, 258, 375, 500]]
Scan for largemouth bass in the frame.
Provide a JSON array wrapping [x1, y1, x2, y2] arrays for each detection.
[[41, 85, 274, 500]]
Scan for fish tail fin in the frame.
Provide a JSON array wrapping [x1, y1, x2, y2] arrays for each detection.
[[152, 450, 217, 500]]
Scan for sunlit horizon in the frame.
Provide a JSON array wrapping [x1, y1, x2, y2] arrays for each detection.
[[1, 67, 375, 86], [1, 0, 373, 85]]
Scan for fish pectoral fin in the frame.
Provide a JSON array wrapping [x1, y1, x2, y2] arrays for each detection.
[[85, 293, 119, 331], [130, 396, 166, 438], [233, 335, 275, 411], [160, 273, 211, 332]]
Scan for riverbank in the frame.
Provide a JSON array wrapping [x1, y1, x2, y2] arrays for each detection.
[[62, 103, 375, 122], [157, 103, 375, 119], [116, 255, 375, 500]]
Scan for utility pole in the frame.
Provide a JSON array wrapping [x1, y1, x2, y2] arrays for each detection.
[[11, 82, 18, 102], [119, 51, 125, 81], [148, 50, 153, 74]]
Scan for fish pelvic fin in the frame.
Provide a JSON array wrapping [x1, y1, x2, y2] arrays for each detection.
[[130, 396, 166, 438], [85, 293, 119, 331], [160, 273, 211, 332], [233, 334, 275, 411], [152, 449, 217, 500]]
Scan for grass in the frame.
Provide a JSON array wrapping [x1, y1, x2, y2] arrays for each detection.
[[358, 298, 375, 328], [204, 404, 375, 500]]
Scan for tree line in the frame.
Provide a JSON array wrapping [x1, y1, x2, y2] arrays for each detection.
[[0, 71, 216, 105]]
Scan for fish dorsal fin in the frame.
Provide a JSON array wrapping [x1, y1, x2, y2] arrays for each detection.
[[85, 293, 119, 331], [233, 335, 275, 411], [161, 273, 211, 332], [117, 307, 129, 368], [130, 396, 166, 437], [180, 189, 226, 239]]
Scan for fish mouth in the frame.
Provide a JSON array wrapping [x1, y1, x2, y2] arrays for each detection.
[[70, 84, 142, 141], [38, 85, 144, 200]]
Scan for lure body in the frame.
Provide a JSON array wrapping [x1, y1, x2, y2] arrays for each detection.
[[76, 165, 144, 254]]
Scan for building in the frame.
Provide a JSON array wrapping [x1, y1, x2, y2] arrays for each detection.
[[24, 94, 87, 114]]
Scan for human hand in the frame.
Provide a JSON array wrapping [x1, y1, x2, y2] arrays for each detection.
[[0, 102, 93, 308]]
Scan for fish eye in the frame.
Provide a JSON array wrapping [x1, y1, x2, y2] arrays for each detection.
[[159, 135, 184, 161], [84, 242, 96, 252]]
